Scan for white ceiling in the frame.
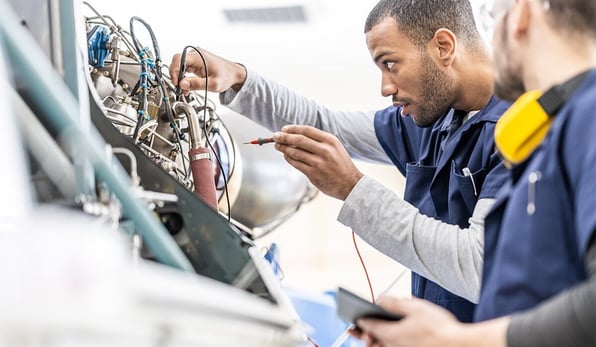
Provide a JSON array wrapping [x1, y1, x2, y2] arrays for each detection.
[[91, 0, 494, 111]]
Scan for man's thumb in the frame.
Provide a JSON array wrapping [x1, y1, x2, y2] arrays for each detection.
[[179, 79, 191, 90]]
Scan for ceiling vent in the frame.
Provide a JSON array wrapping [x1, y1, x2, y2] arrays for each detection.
[[223, 5, 307, 23]]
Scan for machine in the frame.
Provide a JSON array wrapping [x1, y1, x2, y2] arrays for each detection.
[[0, 0, 320, 345]]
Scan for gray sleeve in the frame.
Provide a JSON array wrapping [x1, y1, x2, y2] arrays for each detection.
[[507, 236, 596, 347], [337, 176, 491, 303], [219, 69, 391, 163]]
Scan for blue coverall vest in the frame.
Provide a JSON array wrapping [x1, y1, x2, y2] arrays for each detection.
[[475, 73, 596, 321], [374, 96, 511, 322]]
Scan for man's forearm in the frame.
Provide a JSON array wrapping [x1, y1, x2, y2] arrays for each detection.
[[219, 69, 390, 162], [338, 176, 491, 302]]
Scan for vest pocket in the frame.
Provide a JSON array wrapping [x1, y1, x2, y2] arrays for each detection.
[[405, 162, 436, 193], [405, 162, 437, 212], [450, 161, 487, 214]]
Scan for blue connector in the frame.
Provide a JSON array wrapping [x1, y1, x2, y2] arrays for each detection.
[[87, 25, 111, 67]]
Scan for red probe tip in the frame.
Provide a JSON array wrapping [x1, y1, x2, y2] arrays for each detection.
[[243, 137, 275, 145]]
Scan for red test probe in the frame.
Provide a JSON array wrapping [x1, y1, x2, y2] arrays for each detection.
[[243, 137, 275, 145]]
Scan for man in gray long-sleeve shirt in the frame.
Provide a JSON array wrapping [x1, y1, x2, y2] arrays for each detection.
[[171, 0, 511, 323], [354, 0, 596, 345]]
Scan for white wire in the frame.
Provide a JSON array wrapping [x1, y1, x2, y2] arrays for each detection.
[[329, 269, 409, 347]]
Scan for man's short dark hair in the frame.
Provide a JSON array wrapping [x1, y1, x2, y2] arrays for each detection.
[[364, 0, 481, 46], [544, 0, 596, 37]]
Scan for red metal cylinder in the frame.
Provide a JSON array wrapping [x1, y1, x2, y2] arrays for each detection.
[[189, 147, 218, 211]]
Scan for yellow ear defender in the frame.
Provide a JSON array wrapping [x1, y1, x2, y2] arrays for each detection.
[[495, 70, 593, 167], [494, 90, 550, 167]]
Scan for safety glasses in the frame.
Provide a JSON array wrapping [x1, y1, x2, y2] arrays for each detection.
[[489, 0, 551, 25]]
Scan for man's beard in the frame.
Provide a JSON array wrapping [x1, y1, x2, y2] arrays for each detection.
[[493, 16, 526, 101], [494, 65, 526, 101], [415, 53, 457, 128]]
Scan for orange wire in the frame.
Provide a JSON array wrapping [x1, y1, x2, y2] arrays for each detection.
[[352, 230, 375, 303]]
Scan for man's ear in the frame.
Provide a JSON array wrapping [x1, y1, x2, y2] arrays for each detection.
[[510, 0, 532, 39], [430, 28, 457, 67]]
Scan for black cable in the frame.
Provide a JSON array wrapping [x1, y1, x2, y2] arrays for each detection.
[[128, 17, 158, 143], [213, 126, 236, 190], [128, 18, 190, 181], [153, 71, 189, 180], [126, 17, 191, 186], [175, 131, 189, 181], [130, 51, 149, 142], [175, 48, 188, 101], [129, 16, 161, 63], [204, 112, 231, 222], [193, 103, 236, 190], [180, 46, 232, 221]]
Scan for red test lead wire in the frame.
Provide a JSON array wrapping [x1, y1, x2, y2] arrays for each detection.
[[243, 137, 275, 145]]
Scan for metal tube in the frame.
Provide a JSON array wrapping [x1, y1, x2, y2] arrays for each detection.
[[172, 103, 216, 209], [12, 88, 77, 200], [173, 101, 203, 149], [0, 39, 33, 226], [58, 0, 97, 199]]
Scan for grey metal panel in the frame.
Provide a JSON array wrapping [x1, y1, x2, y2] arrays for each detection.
[[7, 0, 53, 63]]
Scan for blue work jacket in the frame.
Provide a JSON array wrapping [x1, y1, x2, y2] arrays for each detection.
[[475, 72, 596, 321], [374, 96, 511, 322]]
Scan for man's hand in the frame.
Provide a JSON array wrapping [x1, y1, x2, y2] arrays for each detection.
[[273, 125, 363, 201], [169, 47, 247, 93], [355, 296, 463, 347]]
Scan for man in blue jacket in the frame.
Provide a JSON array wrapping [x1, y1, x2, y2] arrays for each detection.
[[353, 0, 596, 346], [171, 0, 509, 322]]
